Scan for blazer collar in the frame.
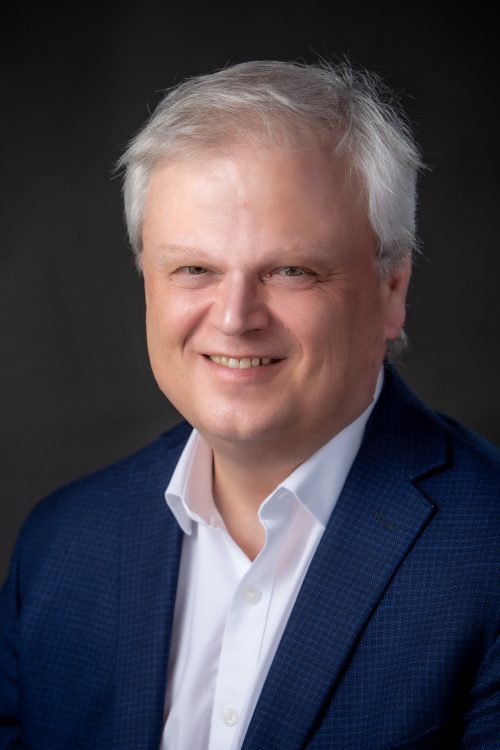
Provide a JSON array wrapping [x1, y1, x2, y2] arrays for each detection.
[[242, 367, 449, 750]]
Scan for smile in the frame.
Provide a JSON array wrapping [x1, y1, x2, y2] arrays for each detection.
[[208, 355, 276, 369]]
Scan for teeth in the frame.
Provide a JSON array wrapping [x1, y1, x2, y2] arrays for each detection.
[[209, 355, 275, 369]]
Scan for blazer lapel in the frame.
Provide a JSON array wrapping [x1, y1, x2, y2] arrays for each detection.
[[113, 426, 190, 749], [242, 369, 448, 750]]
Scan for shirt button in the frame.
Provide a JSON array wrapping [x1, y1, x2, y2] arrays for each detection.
[[221, 707, 239, 726], [242, 585, 262, 604]]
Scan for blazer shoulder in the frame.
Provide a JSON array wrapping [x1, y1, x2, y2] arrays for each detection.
[[437, 409, 500, 473], [14, 421, 192, 576], [411, 408, 500, 579], [429, 409, 500, 510], [380, 367, 500, 482], [372, 368, 500, 516]]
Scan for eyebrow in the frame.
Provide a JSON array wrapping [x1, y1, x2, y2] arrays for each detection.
[[157, 244, 205, 258], [154, 244, 205, 268], [156, 242, 332, 263], [159, 244, 203, 255]]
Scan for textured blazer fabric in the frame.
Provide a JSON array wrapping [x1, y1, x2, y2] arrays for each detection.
[[0, 367, 499, 749]]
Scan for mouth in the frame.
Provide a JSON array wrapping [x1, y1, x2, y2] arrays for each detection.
[[207, 355, 280, 369]]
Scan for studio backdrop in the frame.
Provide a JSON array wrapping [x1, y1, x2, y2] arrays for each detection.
[[1, 4, 498, 582]]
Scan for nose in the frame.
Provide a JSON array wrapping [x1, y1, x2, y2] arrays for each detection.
[[213, 271, 271, 336]]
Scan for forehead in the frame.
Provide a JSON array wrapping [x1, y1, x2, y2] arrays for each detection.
[[141, 141, 374, 266], [146, 141, 364, 216]]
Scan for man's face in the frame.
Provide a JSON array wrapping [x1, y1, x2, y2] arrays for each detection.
[[141, 143, 410, 460]]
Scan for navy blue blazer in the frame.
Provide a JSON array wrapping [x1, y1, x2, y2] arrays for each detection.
[[1, 368, 499, 749]]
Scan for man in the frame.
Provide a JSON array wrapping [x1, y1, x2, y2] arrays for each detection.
[[0, 61, 498, 749]]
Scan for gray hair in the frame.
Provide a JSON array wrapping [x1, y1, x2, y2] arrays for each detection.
[[118, 60, 421, 269], [118, 60, 422, 354]]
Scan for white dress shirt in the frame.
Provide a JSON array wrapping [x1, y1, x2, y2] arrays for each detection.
[[160, 370, 383, 750]]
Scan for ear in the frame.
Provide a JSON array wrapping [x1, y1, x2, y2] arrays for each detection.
[[383, 258, 412, 342]]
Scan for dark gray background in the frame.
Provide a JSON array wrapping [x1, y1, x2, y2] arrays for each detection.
[[1, 5, 498, 583]]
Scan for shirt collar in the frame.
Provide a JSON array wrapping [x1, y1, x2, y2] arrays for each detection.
[[165, 429, 222, 535], [166, 368, 384, 534], [278, 367, 383, 526]]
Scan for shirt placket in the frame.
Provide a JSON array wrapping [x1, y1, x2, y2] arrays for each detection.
[[207, 491, 298, 749]]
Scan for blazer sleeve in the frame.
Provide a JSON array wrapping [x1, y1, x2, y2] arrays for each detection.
[[0, 539, 22, 749], [460, 631, 500, 748]]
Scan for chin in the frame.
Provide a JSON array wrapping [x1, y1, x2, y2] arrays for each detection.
[[194, 411, 284, 447]]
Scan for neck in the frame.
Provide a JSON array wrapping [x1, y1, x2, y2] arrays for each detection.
[[210, 443, 303, 561]]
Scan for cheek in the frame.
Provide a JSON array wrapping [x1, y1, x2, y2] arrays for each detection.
[[273, 296, 344, 372], [290, 291, 384, 367], [145, 286, 208, 354]]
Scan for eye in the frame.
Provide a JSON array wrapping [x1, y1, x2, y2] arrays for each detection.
[[169, 265, 215, 288], [277, 266, 307, 276], [178, 265, 208, 275], [263, 265, 316, 288]]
